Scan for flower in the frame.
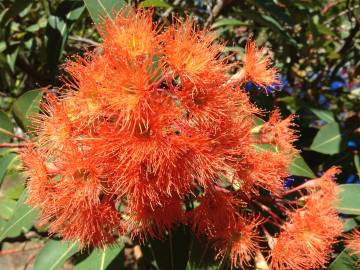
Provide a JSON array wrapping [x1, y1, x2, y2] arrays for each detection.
[[190, 188, 237, 240], [345, 229, 360, 265], [242, 39, 279, 89], [101, 8, 158, 59], [20, 7, 343, 269], [270, 206, 342, 270], [258, 109, 298, 154], [161, 18, 228, 86], [216, 216, 263, 269], [270, 167, 343, 270]]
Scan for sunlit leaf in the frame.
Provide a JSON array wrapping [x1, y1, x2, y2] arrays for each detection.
[[33, 240, 79, 270], [0, 153, 18, 184], [338, 184, 360, 216], [12, 89, 43, 131], [74, 244, 124, 270], [0, 191, 38, 240], [310, 122, 342, 155], [289, 154, 315, 178], [140, 0, 171, 8], [83, 0, 126, 24]]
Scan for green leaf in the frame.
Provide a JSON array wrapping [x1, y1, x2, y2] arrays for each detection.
[[328, 249, 359, 270], [0, 198, 17, 220], [354, 155, 360, 174], [74, 244, 124, 270], [289, 154, 316, 178], [308, 107, 335, 123], [0, 153, 18, 184], [34, 240, 79, 270], [310, 122, 342, 155], [239, 10, 297, 47], [338, 184, 360, 215], [343, 218, 359, 232], [0, 0, 32, 27], [252, 0, 293, 25], [46, 1, 85, 76], [253, 143, 277, 152], [0, 191, 38, 241], [211, 18, 246, 29], [0, 111, 14, 143], [83, 0, 126, 25], [315, 23, 336, 36], [140, 0, 171, 8], [12, 89, 43, 131]]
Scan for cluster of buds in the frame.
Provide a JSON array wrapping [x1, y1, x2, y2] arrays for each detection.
[[21, 7, 347, 269]]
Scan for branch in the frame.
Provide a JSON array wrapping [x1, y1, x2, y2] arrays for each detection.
[[68, 35, 100, 47], [204, 0, 233, 28]]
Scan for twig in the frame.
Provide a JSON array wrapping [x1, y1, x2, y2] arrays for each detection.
[[0, 128, 25, 140], [324, 4, 359, 25], [205, 0, 233, 28], [161, 0, 181, 18], [68, 35, 100, 47], [0, 143, 24, 148], [0, 244, 42, 256]]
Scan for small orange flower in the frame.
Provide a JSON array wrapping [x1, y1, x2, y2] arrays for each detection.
[[242, 39, 279, 88], [48, 197, 123, 248], [32, 93, 75, 155], [190, 188, 237, 240], [161, 18, 228, 86], [125, 195, 184, 240], [20, 144, 51, 207], [101, 8, 158, 59], [259, 109, 298, 154], [345, 229, 360, 265], [216, 216, 263, 269], [270, 168, 343, 270]]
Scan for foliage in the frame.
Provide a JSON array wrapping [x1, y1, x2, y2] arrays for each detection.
[[0, 0, 359, 269]]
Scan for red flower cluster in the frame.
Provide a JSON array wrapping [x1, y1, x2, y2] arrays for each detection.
[[21, 7, 344, 269]]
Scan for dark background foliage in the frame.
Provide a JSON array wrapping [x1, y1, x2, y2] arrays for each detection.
[[0, 0, 359, 269]]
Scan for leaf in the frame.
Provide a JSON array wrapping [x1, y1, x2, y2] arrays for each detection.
[[252, 0, 293, 25], [310, 122, 342, 155], [211, 18, 246, 28], [0, 153, 18, 184], [337, 184, 360, 215], [308, 107, 335, 123], [46, 15, 68, 74], [251, 116, 265, 133], [0, 191, 38, 241], [0, 111, 14, 143], [140, 0, 171, 8], [239, 10, 297, 47], [33, 240, 79, 270], [46, 1, 85, 75], [328, 249, 359, 270], [0, 198, 17, 220], [354, 155, 360, 174], [289, 154, 316, 178], [0, 0, 32, 27], [74, 244, 124, 270], [2, 172, 25, 200], [12, 89, 43, 131], [83, 0, 126, 25], [253, 143, 277, 152], [315, 23, 336, 36], [343, 218, 359, 232]]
